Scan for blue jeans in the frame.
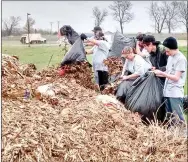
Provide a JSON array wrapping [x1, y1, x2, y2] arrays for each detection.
[[164, 97, 185, 122]]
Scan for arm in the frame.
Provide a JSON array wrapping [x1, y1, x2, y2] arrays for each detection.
[[154, 70, 183, 82], [85, 49, 93, 55], [121, 60, 128, 77], [122, 73, 140, 80], [85, 46, 95, 55], [154, 57, 186, 81], [87, 39, 99, 46]]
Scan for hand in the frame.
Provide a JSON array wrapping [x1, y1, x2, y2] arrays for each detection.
[[151, 66, 156, 70], [121, 76, 128, 80], [80, 33, 87, 41], [154, 69, 163, 76]]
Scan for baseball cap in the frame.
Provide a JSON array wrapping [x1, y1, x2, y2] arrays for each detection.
[[92, 26, 102, 32]]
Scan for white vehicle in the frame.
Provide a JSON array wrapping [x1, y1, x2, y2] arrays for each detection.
[[20, 33, 47, 44]]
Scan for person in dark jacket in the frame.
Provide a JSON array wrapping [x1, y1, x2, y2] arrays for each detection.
[[142, 35, 168, 72]]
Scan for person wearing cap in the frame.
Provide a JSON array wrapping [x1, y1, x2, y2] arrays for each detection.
[[142, 35, 168, 84], [154, 37, 187, 123], [115, 46, 151, 103], [142, 35, 168, 71], [85, 31, 110, 92], [84, 26, 103, 46]]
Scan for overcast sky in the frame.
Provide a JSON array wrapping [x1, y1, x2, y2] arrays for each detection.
[[2, 1, 186, 33]]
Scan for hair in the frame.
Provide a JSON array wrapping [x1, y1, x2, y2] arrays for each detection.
[[143, 35, 161, 46], [96, 31, 107, 41], [136, 34, 146, 41], [122, 46, 133, 54]]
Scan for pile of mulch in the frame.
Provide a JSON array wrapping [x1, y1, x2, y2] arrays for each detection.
[[103, 57, 123, 76], [2, 55, 187, 162]]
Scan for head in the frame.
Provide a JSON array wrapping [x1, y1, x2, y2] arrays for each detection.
[[136, 33, 146, 48], [142, 35, 160, 53], [121, 46, 135, 60], [163, 37, 178, 56], [92, 26, 102, 37], [96, 31, 107, 41]]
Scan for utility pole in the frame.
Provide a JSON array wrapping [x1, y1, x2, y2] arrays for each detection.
[[27, 13, 31, 47], [50, 22, 53, 35]]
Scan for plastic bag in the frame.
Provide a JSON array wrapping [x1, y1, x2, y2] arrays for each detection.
[[115, 80, 134, 104], [60, 25, 80, 45], [125, 72, 165, 121], [61, 38, 87, 66], [108, 31, 136, 57]]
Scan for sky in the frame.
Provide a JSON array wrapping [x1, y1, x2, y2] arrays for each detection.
[[2, 1, 186, 34]]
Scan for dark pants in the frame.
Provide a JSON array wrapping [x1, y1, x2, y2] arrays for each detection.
[[97, 71, 108, 91], [164, 97, 185, 125]]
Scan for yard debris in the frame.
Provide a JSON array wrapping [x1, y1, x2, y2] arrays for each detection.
[[103, 56, 123, 76], [2, 55, 187, 162], [61, 61, 96, 90]]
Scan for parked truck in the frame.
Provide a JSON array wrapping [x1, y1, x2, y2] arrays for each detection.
[[20, 33, 47, 44]]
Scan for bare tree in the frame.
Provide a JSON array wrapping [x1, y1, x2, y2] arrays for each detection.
[[24, 17, 35, 33], [177, 1, 187, 32], [164, 1, 179, 33], [148, 2, 169, 33], [109, 1, 133, 34], [92, 6, 108, 26], [3, 16, 21, 36]]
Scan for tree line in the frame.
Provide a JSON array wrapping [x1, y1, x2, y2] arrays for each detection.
[[2, 1, 187, 36]]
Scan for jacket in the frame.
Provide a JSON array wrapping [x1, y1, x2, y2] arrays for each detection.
[[149, 46, 168, 71]]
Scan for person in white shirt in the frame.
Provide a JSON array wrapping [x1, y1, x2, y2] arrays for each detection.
[[120, 46, 150, 80], [154, 37, 187, 123], [116, 46, 151, 103], [85, 32, 110, 92]]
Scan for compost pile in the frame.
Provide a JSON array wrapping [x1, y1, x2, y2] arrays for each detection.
[[61, 62, 96, 90], [102, 80, 121, 95], [2, 55, 187, 162], [103, 56, 123, 76], [102, 57, 124, 95]]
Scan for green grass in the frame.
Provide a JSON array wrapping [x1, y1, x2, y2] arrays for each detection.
[[2, 45, 93, 70]]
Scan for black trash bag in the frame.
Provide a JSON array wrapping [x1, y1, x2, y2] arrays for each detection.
[[115, 80, 135, 104], [60, 25, 80, 45], [125, 72, 166, 122], [183, 95, 188, 111], [108, 31, 136, 57], [61, 38, 87, 66]]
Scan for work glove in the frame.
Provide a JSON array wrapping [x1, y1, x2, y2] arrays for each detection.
[[80, 33, 87, 41]]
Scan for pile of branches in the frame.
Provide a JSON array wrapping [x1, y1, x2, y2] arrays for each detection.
[[61, 61, 96, 90], [103, 56, 123, 76]]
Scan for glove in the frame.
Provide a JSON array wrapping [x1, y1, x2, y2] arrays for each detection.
[[80, 33, 87, 41]]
